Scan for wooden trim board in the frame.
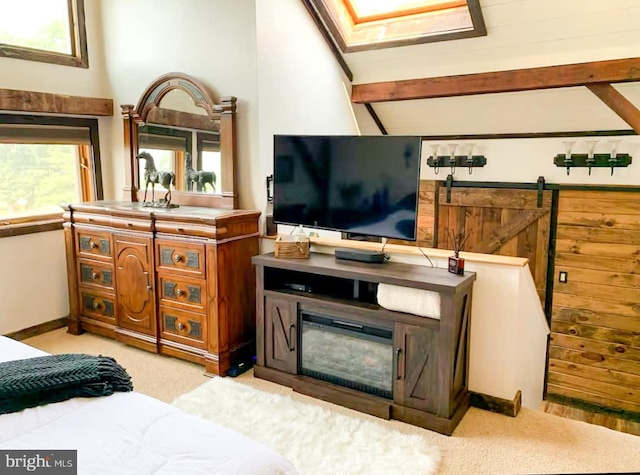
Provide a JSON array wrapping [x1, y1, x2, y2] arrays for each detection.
[[0, 89, 113, 116], [4, 317, 69, 341], [470, 390, 522, 417], [261, 236, 529, 267], [351, 57, 640, 103]]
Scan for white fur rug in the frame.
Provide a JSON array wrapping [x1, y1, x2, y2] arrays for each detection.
[[172, 377, 440, 475]]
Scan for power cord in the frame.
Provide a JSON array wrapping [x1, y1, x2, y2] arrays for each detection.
[[381, 240, 390, 262], [416, 243, 435, 267]]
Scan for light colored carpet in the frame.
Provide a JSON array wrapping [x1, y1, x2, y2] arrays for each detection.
[[173, 377, 440, 475], [24, 328, 640, 474], [23, 328, 209, 403]]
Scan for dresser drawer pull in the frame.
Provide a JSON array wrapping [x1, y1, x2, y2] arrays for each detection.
[[176, 227, 184, 232], [89, 241, 97, 249], [127, 222, 133, 227], [92, 301, 102, 310], [91, 272, 100, 280], [176, 322, 185, 331], [173, 254, 182, 262], [175, 288, 183, 297]]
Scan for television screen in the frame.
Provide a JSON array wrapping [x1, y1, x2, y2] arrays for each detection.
[[273, 135, 422, 241]]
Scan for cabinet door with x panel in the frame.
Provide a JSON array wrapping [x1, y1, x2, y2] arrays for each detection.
[[265, 295, 298, 374]]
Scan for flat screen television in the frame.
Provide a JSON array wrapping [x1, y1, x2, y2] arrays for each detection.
[[273, 135, 422, 241]]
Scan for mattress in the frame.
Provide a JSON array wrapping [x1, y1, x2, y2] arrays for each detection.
[[0, 336, 298, 475]]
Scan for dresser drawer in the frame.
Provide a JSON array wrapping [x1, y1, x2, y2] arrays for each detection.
[[78, 259, 115, 290], [156, 239, 205, 277], [158, 274, 206, 312], [76, 229, 113, 261], [79, 289, 116, 324], [159, 306, 206, 349]]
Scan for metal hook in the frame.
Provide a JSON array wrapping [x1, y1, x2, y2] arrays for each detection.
[[448, 143, 457, 176], [609, 155, 617, 176], [564, 156, 572, 176], [466, 143, 476, 176]]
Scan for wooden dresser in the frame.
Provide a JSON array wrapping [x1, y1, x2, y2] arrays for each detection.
[[63, 200, 260, 375]]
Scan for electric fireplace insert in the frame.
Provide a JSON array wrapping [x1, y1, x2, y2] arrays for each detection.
[[299, 311, 393, 399]]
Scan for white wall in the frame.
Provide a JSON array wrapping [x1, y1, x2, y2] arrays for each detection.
[[420, 137, 640, 185], [0, 0, 109, 333], [255, 0, 360, 220], [98, 0, 260, 210], [0, 231, 69, 335]]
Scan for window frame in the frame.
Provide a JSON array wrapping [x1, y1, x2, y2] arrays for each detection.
[[0, 113, 103, 238], [311, 0, 486, 53], [0, 0, 89, 68]]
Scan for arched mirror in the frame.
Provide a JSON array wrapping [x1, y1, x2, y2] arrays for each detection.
[[121, 72, 237, 209]]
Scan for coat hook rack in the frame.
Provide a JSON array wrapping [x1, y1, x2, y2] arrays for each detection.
[[427, 143, 486, 176], [555, 140, 631, 176]]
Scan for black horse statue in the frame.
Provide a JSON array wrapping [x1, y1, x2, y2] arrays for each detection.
[[137, 151, 176, 204], [185, 152, 216, 192]]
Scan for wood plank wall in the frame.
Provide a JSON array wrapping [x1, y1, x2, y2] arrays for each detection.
[[549, 190, 640, 417], [388, 180, 437, 247]]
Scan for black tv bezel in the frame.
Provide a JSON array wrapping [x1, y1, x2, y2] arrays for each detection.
[[272, 134, 422, 242]]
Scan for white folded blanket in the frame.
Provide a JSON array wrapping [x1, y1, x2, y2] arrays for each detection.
[[376, 283, 441, 319]]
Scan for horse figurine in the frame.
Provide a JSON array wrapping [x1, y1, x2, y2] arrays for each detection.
[[185, 152, 217, 192], [137, 151, 176, 204]]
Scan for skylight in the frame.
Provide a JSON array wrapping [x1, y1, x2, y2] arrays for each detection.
[[310, 0, 486, 53], [345, 0, 467, 24]]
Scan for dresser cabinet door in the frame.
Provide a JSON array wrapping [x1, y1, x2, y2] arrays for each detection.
[[115, 235, 156, 336], [265, 296, 298, 374]]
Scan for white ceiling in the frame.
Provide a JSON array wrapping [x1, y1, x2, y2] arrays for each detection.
[[336, 0, 640, 135]]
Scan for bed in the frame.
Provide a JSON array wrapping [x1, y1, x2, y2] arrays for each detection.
[[0, 336, 298, 475]]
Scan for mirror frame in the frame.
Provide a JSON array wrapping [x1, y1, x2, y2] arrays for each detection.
[[121, 72, 237, 209]]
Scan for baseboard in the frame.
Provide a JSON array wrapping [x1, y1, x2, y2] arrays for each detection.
[[470, 390, 522, 417], [4, 316, 69, 341], [546, 393, 640, 423]]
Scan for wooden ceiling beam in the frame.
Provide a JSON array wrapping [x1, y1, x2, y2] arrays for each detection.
[[586, 83, 640, 134], [351, 57, 640, 103], [0, 88, 113, 116]]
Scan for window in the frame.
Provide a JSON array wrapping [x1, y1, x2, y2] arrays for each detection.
[[0, 0, 88, 68], [197, 133, 221, 194], [310, 0, 486, 52], [0, 114, 103, 235]]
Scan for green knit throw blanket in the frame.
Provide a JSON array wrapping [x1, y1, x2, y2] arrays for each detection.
[[0, 353, 133, 415]]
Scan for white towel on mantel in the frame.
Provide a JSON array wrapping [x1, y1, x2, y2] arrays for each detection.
[[376, 283, 441, 319]]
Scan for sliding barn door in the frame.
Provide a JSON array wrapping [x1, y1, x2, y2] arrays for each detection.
[[549, 190, 640, 416], [436, 187, 552, 304]]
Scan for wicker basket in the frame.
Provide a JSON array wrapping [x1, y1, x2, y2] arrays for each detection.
[[274, 236, 310, 259]]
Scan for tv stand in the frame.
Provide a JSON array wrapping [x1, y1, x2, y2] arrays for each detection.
[[252, 252, 476, 435], [334, 247, 386, 263]]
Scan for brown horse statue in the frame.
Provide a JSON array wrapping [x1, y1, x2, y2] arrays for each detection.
[[137, 151, 176, 203]]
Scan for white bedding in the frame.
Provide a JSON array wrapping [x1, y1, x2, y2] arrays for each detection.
[[0, 336, 298, 475]]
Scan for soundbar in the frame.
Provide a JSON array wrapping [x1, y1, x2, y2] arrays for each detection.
[[335, 248, 386, 264]]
